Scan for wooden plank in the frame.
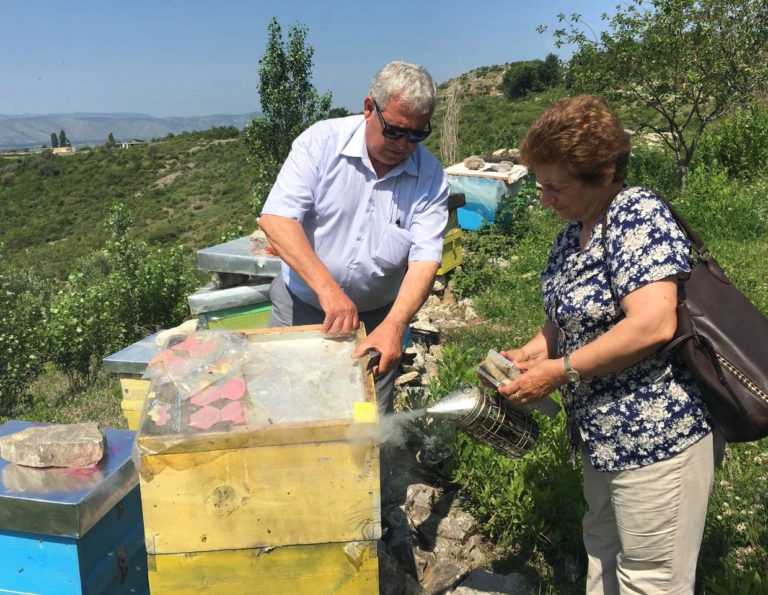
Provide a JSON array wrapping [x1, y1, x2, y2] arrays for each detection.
[[140, 441, 380, 555], [119, 377, 150, 400], [121, 405, 141, 431], [147, 541, 378, 595], [136, 417, 381, 455], [120, 378, 149, 430]]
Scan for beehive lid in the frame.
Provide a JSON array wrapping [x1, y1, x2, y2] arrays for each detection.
[[196, 236, 281, 277], [187, 281, 271, 315], [135, 326, 377, 456], [0, 421, 138, 537], [102, 330, 165, 375]]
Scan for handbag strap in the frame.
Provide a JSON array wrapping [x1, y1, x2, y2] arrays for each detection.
[[652, 193, 709, 258]]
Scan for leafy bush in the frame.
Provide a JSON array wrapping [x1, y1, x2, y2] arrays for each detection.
[[46, 204, 199, 384], [694, 106, 768, 180], [37, 160, 60, 178], [500, 55, 561, 100], [676, 165, 768, 242], [629, 143, 679, 198], [0, 257, 51, 414]]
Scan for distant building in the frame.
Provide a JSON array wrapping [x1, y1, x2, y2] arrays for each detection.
[[52, 146, 76, 155], [119, 139, 146, 149]]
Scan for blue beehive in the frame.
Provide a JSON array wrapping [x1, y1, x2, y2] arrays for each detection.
[[444, 163, 529, 231], [0, 420, 148, 594]]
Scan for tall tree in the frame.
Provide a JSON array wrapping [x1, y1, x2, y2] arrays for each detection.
[[501, 62, 542, 99], [542, 0, 768, 188], [51, 133, 59, 148], [537, 53, 561, 88], [243, 17, 332, 214], [59, 129, 68, 148]]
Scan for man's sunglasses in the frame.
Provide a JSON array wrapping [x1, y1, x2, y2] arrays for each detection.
[[373, 99, 431, 143]]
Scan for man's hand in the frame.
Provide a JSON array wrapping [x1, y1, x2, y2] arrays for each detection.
[[318, 286, 359, 336], [351, 319, 403, 375]]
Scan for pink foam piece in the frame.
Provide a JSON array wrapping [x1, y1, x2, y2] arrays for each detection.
[[220, 401, 246, 425], [172, 334, 199, 352], [149, 349, 183, 367], [149, 402, 171, 426], [187, 341, 217, 358], [219, 377, 246, 401], [190, 384, 220, 406], [189, 406, 221, 430]]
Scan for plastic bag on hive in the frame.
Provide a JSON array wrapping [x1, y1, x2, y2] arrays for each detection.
[[143, 330, 250, 399]]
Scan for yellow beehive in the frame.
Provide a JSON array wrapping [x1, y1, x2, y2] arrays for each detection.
[[437, 227, 464, 276], [147, 540, 379, 594], [103, 330, 167, 429], [135, 326, 381, 593], [119, 376, 151, 429]]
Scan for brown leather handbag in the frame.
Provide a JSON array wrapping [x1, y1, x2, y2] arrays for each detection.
[[656, 196, 768, 441]]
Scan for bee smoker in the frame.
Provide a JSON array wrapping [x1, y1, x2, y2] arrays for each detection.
[[426, 384, 539, 458]]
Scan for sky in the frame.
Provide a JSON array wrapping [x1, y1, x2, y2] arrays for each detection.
[[0, 0, 618, 118]]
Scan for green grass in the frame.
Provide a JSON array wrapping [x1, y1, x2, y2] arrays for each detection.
[[1, 364, 125, 428]]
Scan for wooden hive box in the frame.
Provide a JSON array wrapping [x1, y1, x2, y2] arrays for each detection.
[[188, 281, 273, 331], [0, 421, 149, 594], [135, 326, 381, 593], [436, 227, 464, 276], [103, 330, 165, 430]]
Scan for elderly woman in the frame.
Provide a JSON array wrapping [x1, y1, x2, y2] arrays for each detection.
[[497, 95, 720, 593]]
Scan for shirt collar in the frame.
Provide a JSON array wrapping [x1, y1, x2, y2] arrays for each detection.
[[341, 116, 420, 179]]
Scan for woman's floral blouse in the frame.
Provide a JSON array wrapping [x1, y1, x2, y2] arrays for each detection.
[[541, 186, 712, 472]]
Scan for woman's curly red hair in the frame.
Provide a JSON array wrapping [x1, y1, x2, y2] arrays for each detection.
[[519, 95, 630, 184]]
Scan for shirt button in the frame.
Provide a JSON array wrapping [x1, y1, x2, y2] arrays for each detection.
[[356, 236, 362, 241]]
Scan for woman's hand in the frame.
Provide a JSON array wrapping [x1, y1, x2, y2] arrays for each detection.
[[500, 326, 551, 366], [497, 358, 565, 404], [500, 347, 547, 365]]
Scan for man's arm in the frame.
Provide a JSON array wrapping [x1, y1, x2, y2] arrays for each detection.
[[352, 259, 439, 373], [259, 214, 359, 335]]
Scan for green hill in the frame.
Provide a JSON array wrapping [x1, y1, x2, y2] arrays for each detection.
[[1, 127, 256, 278]]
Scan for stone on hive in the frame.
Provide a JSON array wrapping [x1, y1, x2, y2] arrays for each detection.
[[0, 423, 105, 468], [462, 155, 485, 170]]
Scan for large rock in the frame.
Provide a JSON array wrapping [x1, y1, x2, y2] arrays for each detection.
[[0, 423, 105, 468], [378, 546, 427, 595]]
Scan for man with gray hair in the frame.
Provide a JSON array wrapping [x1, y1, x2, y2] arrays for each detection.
[[260, 60, 449, 412]]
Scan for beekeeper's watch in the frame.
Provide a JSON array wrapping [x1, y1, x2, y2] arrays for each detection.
[[563, 354, 581, 385]]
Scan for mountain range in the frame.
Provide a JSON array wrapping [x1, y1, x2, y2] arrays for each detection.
[[0, 112, 258, 150]]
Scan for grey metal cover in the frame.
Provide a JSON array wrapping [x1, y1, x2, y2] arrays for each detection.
[[187, 282, 271, 315], [196, 236, 281, 277], [0, 420, 138, 537], [102, 330, 164, 375]]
